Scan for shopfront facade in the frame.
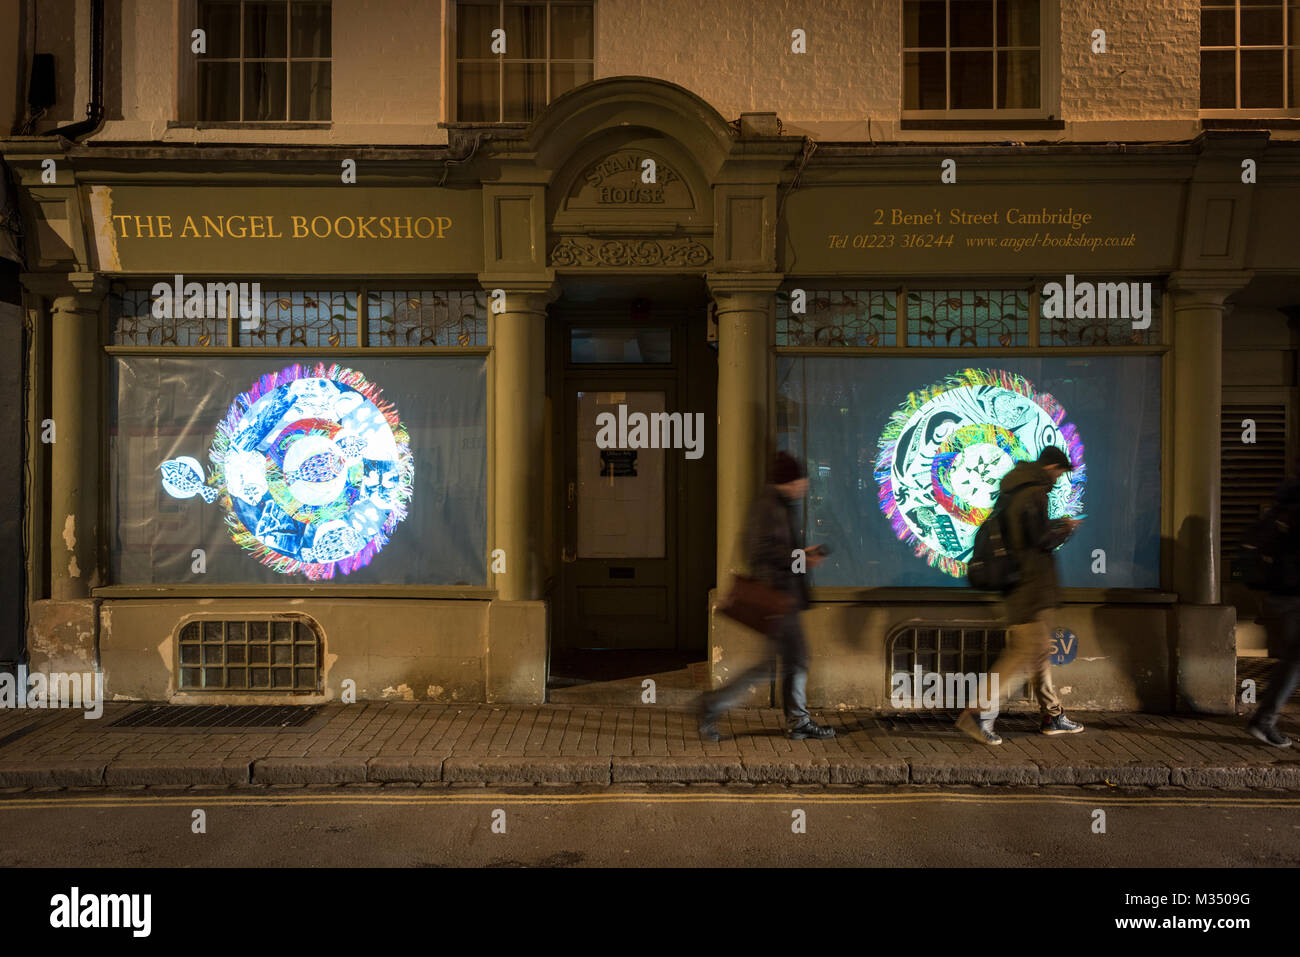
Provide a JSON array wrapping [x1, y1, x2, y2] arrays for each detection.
[[7, 76, 1300, 712]]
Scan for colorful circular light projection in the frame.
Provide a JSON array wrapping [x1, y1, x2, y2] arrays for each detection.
[[159, 364, 413, 579], [873, 368, 1085, 578]]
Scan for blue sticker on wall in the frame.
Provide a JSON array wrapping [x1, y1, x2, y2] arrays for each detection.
[[1050, 627, 1078, 665]]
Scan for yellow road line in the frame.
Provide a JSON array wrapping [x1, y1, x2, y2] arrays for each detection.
[[1, 791, 1298, 810]]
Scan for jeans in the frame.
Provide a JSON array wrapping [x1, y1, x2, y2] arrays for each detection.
[[987, 614, 1063, 719], [1256, 595, 1300, 726], [703, 613, 811, 727]]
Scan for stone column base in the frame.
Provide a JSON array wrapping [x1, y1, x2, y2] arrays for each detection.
[[26, 599, 98, 674], [1174, 603, 1237, 714], [486, 599, 549, 705]]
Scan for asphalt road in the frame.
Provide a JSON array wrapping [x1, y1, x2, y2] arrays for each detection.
[[1, 785, 1298, 867]]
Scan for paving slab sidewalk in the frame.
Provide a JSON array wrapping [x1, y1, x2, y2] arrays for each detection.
[[0, 703, 1297, 790]]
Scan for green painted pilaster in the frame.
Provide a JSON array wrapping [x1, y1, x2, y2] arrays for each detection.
[[485, 279, 558, 602], [707, 273, 782, 582], [24, 273, 106, 600], [1168, 271, 1250, 605]]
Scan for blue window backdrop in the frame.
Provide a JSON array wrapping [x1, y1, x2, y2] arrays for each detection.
[[112, 355, 487, 586], [777, 355, 1162, 588]]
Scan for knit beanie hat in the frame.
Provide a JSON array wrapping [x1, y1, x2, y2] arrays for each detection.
[[770, 451, 807, 484]]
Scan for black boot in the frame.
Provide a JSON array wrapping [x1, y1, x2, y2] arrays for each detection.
[[787, 719, 835, 740], [697, 696, 722, 742]]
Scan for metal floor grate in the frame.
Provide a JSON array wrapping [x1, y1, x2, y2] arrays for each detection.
[[883, 710, 1040, 734], [107, 704, 323, 731]]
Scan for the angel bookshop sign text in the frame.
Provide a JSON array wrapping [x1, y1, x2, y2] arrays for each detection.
[[87, 185, 484, 274]]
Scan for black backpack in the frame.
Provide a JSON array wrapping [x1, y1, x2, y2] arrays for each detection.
[[1238, 504, 1300, 594], [967, 490, 1021, 592]]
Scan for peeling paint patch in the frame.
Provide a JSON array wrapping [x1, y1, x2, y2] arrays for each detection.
[[712, 645, 723, 663], [381, 683, 414, 700], [1079, 656, 1109, 662], [427, 685, 444, 698], [1059, 686, 1073, 695], [62, 514, 76, 551], [68, 556, 80, 578]]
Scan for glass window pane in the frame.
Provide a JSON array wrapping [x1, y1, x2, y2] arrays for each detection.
[[112, 356, 488, 586], [244, 1, 288, 58], [570, 327, 671, 364], [997, 0, 1039, 46], [950, 0, 994, 46], [1201, 49, 1237, 106], [504, 3, 547, 59], [197, 0, 241, 58], [457, 62, 500, 121], [197, 62, 241, 120], [950, 50, 994, 107], [1290, 53, 1300, 106], [290, 1, 331, 57], [244, 60, 287, 120], [1242, 6, 1284, 44], [503, 61, 546, 120], [997, 50, 1039, 107], [904, 0, 947, 47], [456, 2, 498, 57], [904, 51, 946, 109], [1290, 2, 1300, 43], [576, 391, 665, 558], [551, 61, 593, 98], [550, 4, 594, 58], [1241, 48, 1284, 105], [777, 355, 1162, 588], [290, 61, 331, 120], [1200, 7, 1236, 45]]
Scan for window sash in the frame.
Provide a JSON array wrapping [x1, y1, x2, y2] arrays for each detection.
[[1200, 1, 1300, 112], [450, 0, 595, 122], [901, 0, 1045, 115], [194, 0, 332, 123]]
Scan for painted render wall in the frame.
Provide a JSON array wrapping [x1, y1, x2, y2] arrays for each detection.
[[27, 0, 1282, 147], [710, 592, 1183, 714]]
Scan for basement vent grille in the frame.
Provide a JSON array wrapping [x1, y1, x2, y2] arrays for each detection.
[[886, 623, 1030, 708], [177, 617, 322, 693]]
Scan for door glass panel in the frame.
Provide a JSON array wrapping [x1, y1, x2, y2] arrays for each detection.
[[576, 390, 665, 558], [570, 327, 671, 363]]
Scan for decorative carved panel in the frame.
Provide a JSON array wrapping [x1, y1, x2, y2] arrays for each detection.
[[550, 237, 711, 267]]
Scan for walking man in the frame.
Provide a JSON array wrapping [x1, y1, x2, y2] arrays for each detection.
[[956, 446, 1086, 745], [699, 451, 835, 742], [1246, 479, 1300, 748]]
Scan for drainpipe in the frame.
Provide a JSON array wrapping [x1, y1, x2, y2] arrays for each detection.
[[47, 0, 104, 141]]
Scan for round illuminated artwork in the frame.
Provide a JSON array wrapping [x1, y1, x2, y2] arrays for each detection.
[[159, 364, 413, 579], [873, 368, 1085, 578]]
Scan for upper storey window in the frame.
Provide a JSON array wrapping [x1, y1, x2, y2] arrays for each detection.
[[451, 1, 595, 122], [903, 0, 1042, 114], [1201, 0, 1300, 112], [193, 0, 332, 123]]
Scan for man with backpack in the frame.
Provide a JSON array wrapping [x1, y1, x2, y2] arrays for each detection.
[[956, 446, 1086, 745], [1243, 479, 1300, 748]]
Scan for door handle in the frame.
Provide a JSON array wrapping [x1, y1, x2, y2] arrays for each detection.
[[561, 545, 577, 563], [567, 481, 576, 510]]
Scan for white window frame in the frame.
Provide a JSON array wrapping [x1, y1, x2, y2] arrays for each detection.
[[1199, 0, 1300, 117], [900, 0, 1060, 122], [176, 0, 333, 126], [446, 0, 597, 123]]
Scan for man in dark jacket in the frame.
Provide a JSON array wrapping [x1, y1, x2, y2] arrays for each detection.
[[698, 452, 834, 741], [1246, 479, 1300, 748], [956, 446, 1085, 745]]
